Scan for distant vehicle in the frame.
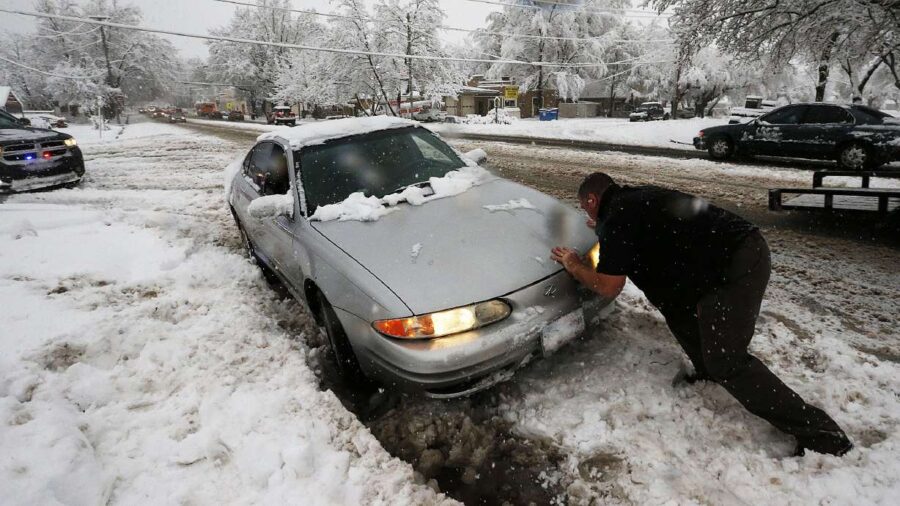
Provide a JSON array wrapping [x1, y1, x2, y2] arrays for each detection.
[[227, 110, 245, 122], [26, 112, 68, 129], [412, 109, 447, 123], [167, 108, 187, 123], [629, 102, 670, 122], [227, 117, 595, 397], [195, 102, 218, 118], [693, 103, 900, 169], [729, 95, 778, 124], [268, 105, 296, 126], [0, 108, 84, 192], [152, 108, 168, 119]]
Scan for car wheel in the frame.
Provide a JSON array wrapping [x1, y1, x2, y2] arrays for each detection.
[[707, 137, 734, 160], [837, 142, 870, 170], [663, 113, 671, 120], [317, 291, 366, 382]]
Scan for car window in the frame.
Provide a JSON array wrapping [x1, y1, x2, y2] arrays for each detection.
[[0, 109, 22, 128], [760, 105, 807, 125], [801, 106, 853, 124], [245, 142, 273, 187], [298, 127, 466, 215], [265, 143, 290, 196]]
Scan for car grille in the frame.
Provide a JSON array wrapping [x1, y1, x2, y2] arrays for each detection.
[[2, 140, 71, 162]]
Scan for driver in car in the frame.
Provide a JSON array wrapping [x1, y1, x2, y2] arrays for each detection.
[[551, 172, 853, 457]]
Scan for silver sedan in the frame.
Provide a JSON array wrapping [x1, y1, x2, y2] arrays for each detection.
[[227, 118, 598, 398]]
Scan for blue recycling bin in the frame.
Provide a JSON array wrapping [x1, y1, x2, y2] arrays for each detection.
[[538, 108, 559, 121]]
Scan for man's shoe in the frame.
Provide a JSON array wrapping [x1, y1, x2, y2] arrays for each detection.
[[671, 366, 712, 387], [794, 434, 853, 457]]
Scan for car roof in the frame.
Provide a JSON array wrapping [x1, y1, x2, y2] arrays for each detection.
[[257, 116, 418, 150]]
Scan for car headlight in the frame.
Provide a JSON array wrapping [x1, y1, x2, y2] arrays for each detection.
[[64, 138, 77, 147], [373, 299, 511, 339], [587, 242, 600, 270]]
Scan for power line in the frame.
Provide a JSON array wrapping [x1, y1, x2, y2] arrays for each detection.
[[210, 0, 673, 44], [458, 0, 671, 17], [0, 8, 670, 69], [0, 54, 107, 80]]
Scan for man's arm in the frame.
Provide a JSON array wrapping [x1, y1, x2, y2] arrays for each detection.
[[550, 247, 626, 302]]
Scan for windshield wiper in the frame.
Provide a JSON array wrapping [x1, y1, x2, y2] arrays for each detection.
[[389, 180, 434, 196]]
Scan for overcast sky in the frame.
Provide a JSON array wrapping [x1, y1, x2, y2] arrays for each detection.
[[1, 0, 659, 58], [0, 0, 504, 58]]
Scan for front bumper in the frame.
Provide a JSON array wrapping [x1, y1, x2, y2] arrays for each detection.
[[338, 269, 587, 398], [0, 147, 85, 193]]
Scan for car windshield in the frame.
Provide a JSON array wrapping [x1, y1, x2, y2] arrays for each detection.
[[299, 126, 467, 214], [0, 109, 23, 128], [636, 105, 654, 111]]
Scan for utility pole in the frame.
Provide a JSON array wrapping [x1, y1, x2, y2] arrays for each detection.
[[89, 15, 115, 121]]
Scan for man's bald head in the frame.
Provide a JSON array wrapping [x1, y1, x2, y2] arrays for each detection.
[[578, 172, 617, 220]]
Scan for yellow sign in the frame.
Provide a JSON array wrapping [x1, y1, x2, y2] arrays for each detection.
[[504, 86, 519, 100]]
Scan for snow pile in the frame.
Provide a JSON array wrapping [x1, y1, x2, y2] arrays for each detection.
[[257, 116, 417, 150], [458, 109, 517, 125], [483, 198, 537, 213], [312, 166, 491, 222], [0, 122, 456, 506], [310, 192, 398, 222], [247, 189, 294, 219], [433, 117, 726, 150]]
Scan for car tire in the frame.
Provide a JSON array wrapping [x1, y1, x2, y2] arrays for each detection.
[[707, 137, 734, 160], [316, 291, 366, 382], [837, 142, 871, 170], [663, 113, 671, 120]]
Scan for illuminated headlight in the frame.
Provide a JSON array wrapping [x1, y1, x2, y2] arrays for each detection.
[[587, 242, 600, 269], [64, 138, 77, 147], [373, 299, 511, 339]]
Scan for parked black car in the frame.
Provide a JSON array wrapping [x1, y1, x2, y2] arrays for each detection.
[[0, 108, 84, 192], [693, 103, 900, 169]]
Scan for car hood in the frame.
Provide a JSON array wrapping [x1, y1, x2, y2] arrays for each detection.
[[312, 178, 596, 315], [0, 127, 68, 145]]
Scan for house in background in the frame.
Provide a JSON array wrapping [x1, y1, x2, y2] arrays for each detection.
[[0, 86, 25, 114]]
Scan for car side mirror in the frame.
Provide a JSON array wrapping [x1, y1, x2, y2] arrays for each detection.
[[463, 148, 487, 164], [248, 192, 294, 219], [18, 117, 31, 126]]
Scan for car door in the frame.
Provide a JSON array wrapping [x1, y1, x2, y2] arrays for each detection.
[[744, 105, 809, 157], [796, 104, 856, 159], [233, 142, 272, 254], [254, 141, 306, 291]]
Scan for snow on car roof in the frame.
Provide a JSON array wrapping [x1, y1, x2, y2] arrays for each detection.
[[257, 116, 418, 150]]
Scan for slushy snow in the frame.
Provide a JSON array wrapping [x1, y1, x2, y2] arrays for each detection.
[[483, 198, 537, 213]]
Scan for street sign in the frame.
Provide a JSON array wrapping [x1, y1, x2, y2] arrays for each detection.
[[504, 86, 519, 100]]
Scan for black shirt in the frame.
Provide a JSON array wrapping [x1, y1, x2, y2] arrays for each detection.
[[595, 185, 757, 313]]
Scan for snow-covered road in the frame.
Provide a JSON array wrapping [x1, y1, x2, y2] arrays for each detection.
[[1, 121, 898, 505], [0, 123, 453, 505]]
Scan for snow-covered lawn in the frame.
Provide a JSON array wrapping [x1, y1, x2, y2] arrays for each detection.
[[430, 116, 725, 150], [0, 123, 452, 505], [188, 116, 722, 151]]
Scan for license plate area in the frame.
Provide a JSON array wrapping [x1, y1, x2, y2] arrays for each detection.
[[540, 308, 585, 356]]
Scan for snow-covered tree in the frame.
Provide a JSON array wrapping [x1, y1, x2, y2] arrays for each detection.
[[650, 0, 900, 101], [1, 0, 180, 116], [477, 0, 631, 110], [207, 0, 315, 114]]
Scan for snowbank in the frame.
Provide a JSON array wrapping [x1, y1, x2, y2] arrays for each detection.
[[432, 117, 725, 150]]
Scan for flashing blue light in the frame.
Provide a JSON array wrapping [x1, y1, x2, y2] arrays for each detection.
[[25, 154, 35, 160]]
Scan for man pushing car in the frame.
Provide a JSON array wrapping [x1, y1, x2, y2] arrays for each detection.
[[551, 172, 852, 456]]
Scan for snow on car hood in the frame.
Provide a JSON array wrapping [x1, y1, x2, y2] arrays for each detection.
[[0, 127, 66, 143], [256, 116, 418, 150], [311, 179, 595, 315]]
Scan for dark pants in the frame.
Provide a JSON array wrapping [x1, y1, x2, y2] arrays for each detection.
[[664, 231, 851, 455]]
